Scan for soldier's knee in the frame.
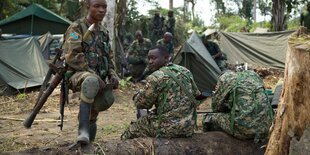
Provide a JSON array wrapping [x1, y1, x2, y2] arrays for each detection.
[[80, 75, 100, 103]]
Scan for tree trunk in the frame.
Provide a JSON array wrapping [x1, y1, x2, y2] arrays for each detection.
[[271, 0, 286, 31], [114, 0, 127, 76], [102, 0, 116, 44], [190, 0, 196, 20], [265, 27, 310, 155], [253, 0, 256, 22], [169, 0, 173, 10], [22, 132, 266, 155], [183, 0, 188, 21]]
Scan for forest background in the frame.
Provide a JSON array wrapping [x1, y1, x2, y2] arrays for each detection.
[[0, 0, 309, 47]]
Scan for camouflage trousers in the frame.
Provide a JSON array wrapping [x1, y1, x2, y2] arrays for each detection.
[[121, 115, 194, 139], [69, 71, 109, 123], [202, 113, 269, 140], [121, 116, 157, 139]]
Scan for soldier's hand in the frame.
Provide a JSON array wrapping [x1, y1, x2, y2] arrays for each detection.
[[109, 74, 119, 89]]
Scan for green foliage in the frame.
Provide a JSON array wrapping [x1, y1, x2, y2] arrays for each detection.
[[249, 21, 272, 32], [0, 0, 78, 21], [239, 0, 254, 20], [215, 15, 249, 32], [119, 76, 132, 89], [287, 17, 300, 30], [258, 0, 272, 16], [16, 93, 27, 100], [0, 0, 24, 20]]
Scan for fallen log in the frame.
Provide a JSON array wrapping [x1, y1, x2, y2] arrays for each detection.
[[23, 132, 266, 155]]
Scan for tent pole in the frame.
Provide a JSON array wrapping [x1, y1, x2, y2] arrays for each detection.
[[31, 14, 34, 35]]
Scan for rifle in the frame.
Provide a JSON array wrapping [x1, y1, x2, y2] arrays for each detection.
[[35, 48, 62, 105], [58, 71, 70, 130], [23, 48, 67, 129]]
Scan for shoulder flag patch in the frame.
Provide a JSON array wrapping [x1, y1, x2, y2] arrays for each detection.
[[69, 32, 79, 40]]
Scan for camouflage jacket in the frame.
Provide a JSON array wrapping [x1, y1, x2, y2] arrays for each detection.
[[152, 16, 164, 31], [166, 17, 175, 31], [134, 64, 201, 137], [63, 18, 116, 78], [301, 9, 310, 31], [127, 38, 152, 65], [156, 39, 174, 55], [212, 70, 274, 136]]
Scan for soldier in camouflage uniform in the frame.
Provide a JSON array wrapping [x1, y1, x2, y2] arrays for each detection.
[[121, 45, 201, 139], [126, 30, 152, 82], [166, 10, 175, 35], [63, 0, 119, 145], [138, 32, 174, 81], [300, 2, 310, 32], [202, 35, 226, 71], [156, 32, 174, 61], [202, 70, 274, 142], [151, 12, 164, 44]]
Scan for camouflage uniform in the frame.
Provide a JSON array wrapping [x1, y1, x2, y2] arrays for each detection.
[[204, 41, 226, 71], [151, 14, 164, 44], [202, 70, 274, 141], [122, 64, 201, 139], [166, 16, 175, 35], [127, 38, 152, 80], [301, 9, 310, 32], [156, 39, 174, 58], [63, 18, 116, 122]]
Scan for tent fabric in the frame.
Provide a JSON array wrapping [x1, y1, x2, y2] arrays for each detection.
[[0, 3, 71, 35], [38, 32, 53, 59], [219, 31, 294, 69], [174, 32, 221, 91], [0, 37, 48, 93]]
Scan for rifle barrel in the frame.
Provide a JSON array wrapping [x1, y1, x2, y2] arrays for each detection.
[[23, 73, 62, 128]]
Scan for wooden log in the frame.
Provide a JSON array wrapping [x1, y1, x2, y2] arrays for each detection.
[[265, 27, 310, 155], [22, 132, 265, 155]]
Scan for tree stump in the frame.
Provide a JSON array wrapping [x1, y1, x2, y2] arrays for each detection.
[[265, 27, 310, 155]]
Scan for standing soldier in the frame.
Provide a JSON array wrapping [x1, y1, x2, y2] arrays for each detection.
[[126, 30, 152, 82], [151, 12, 164, 44], [62, 0, 119, 146], [166, 10, 175, 35], [156, 32, 174, 61], [300, 2, 310, 32]]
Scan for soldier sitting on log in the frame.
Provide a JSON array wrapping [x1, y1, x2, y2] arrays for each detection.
[[121, 45, 202, 139]]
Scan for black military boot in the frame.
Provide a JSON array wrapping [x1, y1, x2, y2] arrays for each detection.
[[89, 122, 97, 142], [77, 102, 91, 145]]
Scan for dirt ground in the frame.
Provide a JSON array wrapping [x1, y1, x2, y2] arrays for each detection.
[[0, 69, 283, 154]]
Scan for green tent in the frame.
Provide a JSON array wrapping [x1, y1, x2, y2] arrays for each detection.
[[0, 3, 71, 35], [0, 37, 48, 95], [173, 30, 295, 92], [174, 32, 221, 92], [219, 31, 294, 69]]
